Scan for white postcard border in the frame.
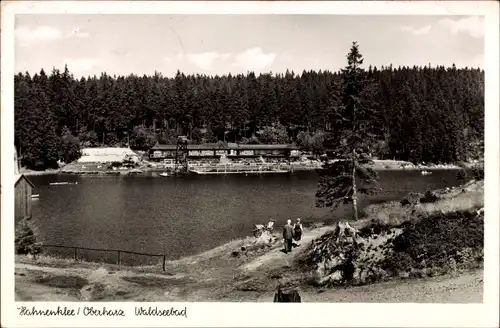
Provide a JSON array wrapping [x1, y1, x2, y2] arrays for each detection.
[[1, 1, 499, 327]]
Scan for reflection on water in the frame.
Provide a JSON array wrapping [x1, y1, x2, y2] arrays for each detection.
[[29, 170, 461, 261]]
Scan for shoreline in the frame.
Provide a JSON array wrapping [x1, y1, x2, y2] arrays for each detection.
[[21, 159, 482, 176], [20, 169, 61, 176]]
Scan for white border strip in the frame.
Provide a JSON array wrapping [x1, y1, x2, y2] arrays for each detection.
[[2, 1, 499, 328]]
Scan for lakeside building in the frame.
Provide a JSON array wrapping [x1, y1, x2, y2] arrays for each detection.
[[148, 142, 301, 164], [77, 147, 141, 163]]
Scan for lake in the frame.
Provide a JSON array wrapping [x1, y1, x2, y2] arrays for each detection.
[[28, 170, 462, 264]]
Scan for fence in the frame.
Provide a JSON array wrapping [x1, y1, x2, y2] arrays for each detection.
[[41, 244, 167, 271]]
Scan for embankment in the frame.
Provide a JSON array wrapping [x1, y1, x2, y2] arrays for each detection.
[[368, 159, 483, 171], [20, 168, 61, 176], [15, 180, 484, 302]]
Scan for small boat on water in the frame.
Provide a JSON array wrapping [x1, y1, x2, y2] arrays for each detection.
[[158, 172, 171, 177], [31, 194, 39, 199], [421, 170, 432, 176], [49, 182, 79, 186]]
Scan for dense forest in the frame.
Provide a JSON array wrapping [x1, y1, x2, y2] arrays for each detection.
[[15, 58, 484, 169]]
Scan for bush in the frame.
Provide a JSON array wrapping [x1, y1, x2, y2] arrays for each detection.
[[383, 209, 483, 274], [456, 169, 467, 182], [358, 220, 392, 238], [15, 218, 42, 256], [419, 190, 439, 203], [456, 167, 484, 182], [399, 198, 410, 206], [400, 192, 423, 206], [380, 252, 415, 275], [471, 167, 484, 180]]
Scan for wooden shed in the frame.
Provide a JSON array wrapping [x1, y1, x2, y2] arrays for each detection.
[[15, 174, 35, 221]]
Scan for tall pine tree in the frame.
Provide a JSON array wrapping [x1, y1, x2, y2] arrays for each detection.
[[316, 42, 379, 220]]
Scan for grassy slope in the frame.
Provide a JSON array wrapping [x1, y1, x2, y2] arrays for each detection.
[[15, 180, 484, 302]]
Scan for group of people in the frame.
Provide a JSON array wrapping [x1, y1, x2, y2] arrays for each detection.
[[282, 218, 303, 254], [260, 217, 303, 254]]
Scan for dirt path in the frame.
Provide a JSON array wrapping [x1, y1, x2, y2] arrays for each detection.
[[241, 226, 333, 272], [252, 270, 484, 303], [16, 263, 180, 279], [15, 262, 191, 302], [15, 278, 81, 301], [15, 259, 483, 302]]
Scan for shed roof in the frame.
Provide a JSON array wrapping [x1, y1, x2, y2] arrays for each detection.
[[15, 174, 35, 188]]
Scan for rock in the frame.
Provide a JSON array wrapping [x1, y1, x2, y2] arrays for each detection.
[[359, 270, 368, 284], [164, 287, 181, 297], [398, 271, 410, 279], [236, 230, 278, 256], [351, 267, 368, 285], [329, 270, 343, 282], [80, 282, 106, 301], [447, 257, 458, 272], [89, 267, 108, 281]]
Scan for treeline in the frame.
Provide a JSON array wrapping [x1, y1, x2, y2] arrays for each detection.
[[15, 63, 484, 169]]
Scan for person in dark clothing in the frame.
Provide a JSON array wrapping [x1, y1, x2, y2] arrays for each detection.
[[273, 285, 301, 302], [283, 219, 294, 253], [293, 218, 303, 246]]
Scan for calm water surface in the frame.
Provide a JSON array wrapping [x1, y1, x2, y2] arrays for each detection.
[[29, 170, 461, 263]]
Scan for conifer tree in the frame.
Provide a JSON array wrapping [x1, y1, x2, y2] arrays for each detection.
[[316, 42, 379, 220]]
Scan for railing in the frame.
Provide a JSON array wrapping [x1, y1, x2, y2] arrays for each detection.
[[40, 244, 167, 271]]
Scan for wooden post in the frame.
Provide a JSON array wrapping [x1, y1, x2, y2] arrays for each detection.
[[117, 251, 121, 266], [162, 255, 166, 271], [74, 247, 77, 261]]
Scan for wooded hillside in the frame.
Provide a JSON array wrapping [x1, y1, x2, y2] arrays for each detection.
[[15, 62, 484, 169]]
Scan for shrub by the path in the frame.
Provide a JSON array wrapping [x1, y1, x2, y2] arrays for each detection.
[[419, 190, 439, 203], [400, 192, 423, 206], [300, 209, 483, 288], [15, 217, 41, 256], [358, 220, 392, 238], [381, 209, 484, 276], [457, 167, 484, 182]]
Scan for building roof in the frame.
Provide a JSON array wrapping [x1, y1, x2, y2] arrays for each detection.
[[150, 142, 298, 151], [226, 143, 297, 150], [15, 174, 35, 188], [150, 143, 226, 151], [77, 147, 140, 163], [150, 143, 176, 150]]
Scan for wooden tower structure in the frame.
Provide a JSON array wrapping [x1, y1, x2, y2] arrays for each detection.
[[175, 136, 189, 173]]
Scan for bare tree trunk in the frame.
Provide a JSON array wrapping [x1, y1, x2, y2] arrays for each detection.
[[352, 150, 359, 221]]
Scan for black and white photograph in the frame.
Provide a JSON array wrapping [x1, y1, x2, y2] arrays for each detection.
[[2, 1, 499, 327]]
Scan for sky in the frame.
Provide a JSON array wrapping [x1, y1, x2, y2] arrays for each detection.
[[15, 14, 484, 78]]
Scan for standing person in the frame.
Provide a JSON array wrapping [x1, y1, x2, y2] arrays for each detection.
[[293, 218, 303, 246], [283, 219, 294, 253]]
